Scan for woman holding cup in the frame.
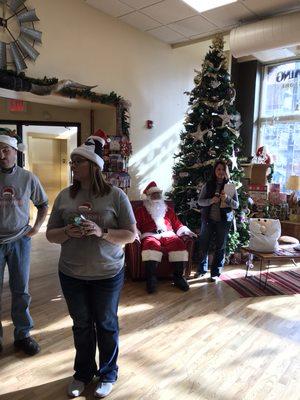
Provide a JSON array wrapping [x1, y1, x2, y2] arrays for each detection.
[[46, 130, 137, 398]]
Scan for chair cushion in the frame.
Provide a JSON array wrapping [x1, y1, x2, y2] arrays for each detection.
[[278, 235, 299, 245]]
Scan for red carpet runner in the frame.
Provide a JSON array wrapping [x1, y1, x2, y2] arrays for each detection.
[[220, 268, 300, 297]]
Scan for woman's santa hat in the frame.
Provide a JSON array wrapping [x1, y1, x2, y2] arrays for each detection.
[[71, 129, 110, 170], [142, 181, 163, 199]]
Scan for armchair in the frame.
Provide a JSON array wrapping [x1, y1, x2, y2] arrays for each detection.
[[125, 200, 194, 280]]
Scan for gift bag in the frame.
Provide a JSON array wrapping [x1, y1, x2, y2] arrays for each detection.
[[249, 218, 281, 253]]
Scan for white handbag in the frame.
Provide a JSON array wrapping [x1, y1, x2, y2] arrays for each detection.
[[249, 218, 281, 253]]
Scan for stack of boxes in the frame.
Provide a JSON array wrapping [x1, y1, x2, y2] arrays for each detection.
[[268, 183, 288, 220], [102, 135, 131, 191], [243, 164, 269, 215], [242, 163, 288, 220], [248, 184, 268, 207]]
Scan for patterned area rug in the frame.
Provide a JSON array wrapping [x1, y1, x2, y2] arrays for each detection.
[[220, 268, 300, 297]]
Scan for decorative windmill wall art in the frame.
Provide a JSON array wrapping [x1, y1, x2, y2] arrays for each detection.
[[0, 0, 42, 73]]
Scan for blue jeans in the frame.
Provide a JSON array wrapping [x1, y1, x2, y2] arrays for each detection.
[[0, 236, 33, 341], [197, 220, 231, 277], [59, 269, 124, 384]]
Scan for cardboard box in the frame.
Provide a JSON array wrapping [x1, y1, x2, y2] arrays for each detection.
[[241, 163, 270, 185], [250, 164, 270, 185]]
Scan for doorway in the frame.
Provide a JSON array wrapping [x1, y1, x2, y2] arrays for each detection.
[[28, 134, 67, 212], [23, 124, 78, 217], [0, 121, 80, 218]]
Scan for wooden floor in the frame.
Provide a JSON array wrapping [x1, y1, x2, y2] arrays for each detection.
[[0, 232, 300, 400]]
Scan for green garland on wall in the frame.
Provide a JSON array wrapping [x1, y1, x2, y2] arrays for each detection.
[[0, 69, 130, 137], [0, 69, 59, 86]]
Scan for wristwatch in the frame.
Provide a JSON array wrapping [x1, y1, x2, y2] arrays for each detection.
[[100, 227, 108, 238]]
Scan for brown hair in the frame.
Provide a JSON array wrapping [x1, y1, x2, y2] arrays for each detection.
[[70, 161, 112, 198], [212, 160, 230, 182], [0, 128, 17, 137]]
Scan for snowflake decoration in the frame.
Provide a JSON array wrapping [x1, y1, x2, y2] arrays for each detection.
[[211, 80, 221, 89]]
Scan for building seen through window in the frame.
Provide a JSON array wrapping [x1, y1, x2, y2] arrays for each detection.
[[259, 61, 300, 192]]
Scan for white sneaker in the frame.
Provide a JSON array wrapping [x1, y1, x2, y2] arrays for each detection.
[[210, 276, 221, 283], [94, 382, 113, 398], [67, 379, 85, 397]]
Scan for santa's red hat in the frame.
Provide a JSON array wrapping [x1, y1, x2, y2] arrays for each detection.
[[89, 129, 111, 146], [142, 181, 163, 198]]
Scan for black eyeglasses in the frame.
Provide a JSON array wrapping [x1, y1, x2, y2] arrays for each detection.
[[69, 159, 88, 166]]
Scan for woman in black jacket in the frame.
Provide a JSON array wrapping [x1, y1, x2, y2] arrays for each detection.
[[195, 160, 239, 281]]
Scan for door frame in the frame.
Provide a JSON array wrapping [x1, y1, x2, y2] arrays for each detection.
[[0, 120, 81, 167]]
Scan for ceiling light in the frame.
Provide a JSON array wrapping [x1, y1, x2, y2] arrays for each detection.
[[181, 0, 237, 13]]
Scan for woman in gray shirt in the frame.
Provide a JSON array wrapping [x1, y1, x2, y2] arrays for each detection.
[[46, 131, 136, 398], [195, 160, 239, 281]]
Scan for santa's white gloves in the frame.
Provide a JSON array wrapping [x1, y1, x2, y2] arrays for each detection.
[[135, 229, 141, 242], [176, 226, 197, 238]]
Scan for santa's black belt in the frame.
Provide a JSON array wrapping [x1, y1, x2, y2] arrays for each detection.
[[150, 229, 164, 234]]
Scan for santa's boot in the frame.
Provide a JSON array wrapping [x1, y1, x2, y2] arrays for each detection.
[[172, 262, 190, 292], [145, 261, 158, 294]]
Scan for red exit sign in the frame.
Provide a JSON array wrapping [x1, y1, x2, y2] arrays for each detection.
[[9, 99, 26, 112]]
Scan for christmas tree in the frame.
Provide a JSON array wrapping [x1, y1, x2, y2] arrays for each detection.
[[168, 35, 249, 257]]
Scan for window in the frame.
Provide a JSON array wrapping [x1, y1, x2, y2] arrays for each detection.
[[258, 61, 300, 192]]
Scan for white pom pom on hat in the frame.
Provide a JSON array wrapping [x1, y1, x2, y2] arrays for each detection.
[[90, 129, 111, 145], [18, 143, 26, 152]]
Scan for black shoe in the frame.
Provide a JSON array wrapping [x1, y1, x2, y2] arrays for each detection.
[[173, 276, 190, 292], [14, 337, 40, 356], [194, 272, 206, 279], [0, 341, 3, 353]]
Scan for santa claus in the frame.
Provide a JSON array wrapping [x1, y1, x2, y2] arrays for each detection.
[[135, 181, 196, 294]]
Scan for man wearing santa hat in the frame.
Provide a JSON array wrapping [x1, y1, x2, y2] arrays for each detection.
[[0, 128, 48, 356], [135, 182, 196, 294]]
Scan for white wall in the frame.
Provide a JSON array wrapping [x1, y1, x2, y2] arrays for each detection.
[[24, 0, 229, 199]]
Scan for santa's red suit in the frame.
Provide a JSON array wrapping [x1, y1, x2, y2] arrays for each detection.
[[135, 201, 191, 263]]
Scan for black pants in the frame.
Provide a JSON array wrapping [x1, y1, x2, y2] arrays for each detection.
[[197, 221, 231, 277], [59, 269, 124, 383]]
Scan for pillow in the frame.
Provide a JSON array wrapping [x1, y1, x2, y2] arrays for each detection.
[[278, 235, 299, 245]]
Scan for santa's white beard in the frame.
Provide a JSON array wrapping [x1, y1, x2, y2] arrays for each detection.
[[144, 199, 168, 231]]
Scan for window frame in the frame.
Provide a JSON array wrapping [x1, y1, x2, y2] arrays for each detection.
[[256, 60, 300, 188]]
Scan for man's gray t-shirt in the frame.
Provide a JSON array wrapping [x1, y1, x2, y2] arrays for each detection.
[[0, 166, 48, 243], [47, 186, 136, 280]]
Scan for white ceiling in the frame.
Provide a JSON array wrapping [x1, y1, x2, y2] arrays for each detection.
[[85, 0, 300, 45]]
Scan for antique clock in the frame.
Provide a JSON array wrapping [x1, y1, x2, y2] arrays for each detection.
[[0, 0, 42, 73]]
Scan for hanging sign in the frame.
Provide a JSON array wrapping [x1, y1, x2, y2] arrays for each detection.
[[8, 99, 26, 112]]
